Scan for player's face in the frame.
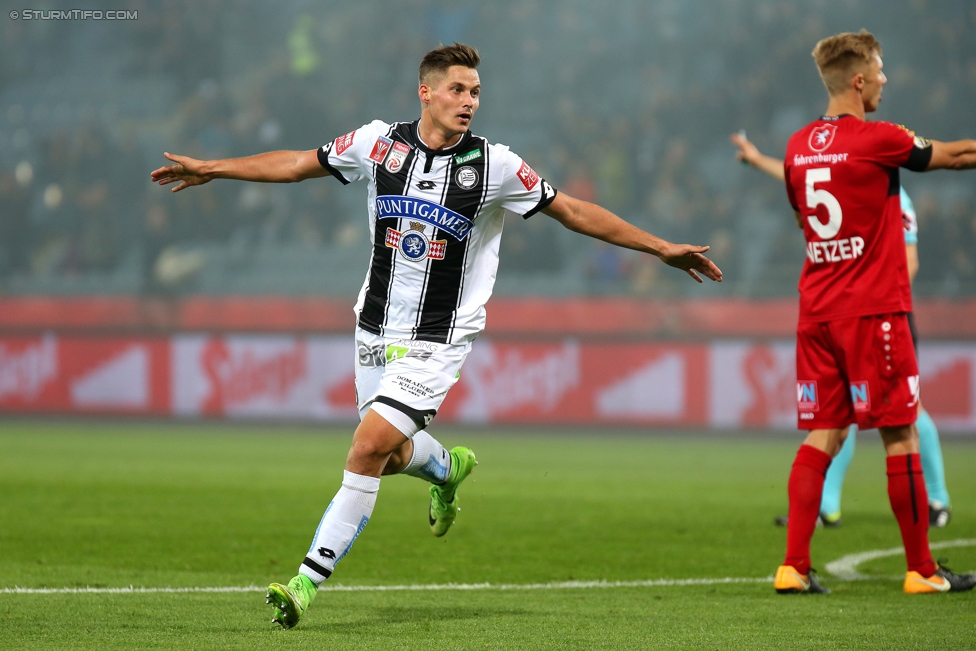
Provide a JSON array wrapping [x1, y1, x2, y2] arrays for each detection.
[[422, 66, 481, 135], [859, 54, 886, 113]]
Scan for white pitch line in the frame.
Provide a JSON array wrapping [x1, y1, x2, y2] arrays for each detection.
[[825, 538, 976, 580], [322, 577, 776, 591], [1, 577, 774, 595], [8, 539, 976, 596]]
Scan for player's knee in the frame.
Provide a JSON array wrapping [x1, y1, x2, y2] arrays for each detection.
[[381, 439, 413, 474], [348, 436, 390, 462], [880, 424, 914, 443], [814, 428, 848, 457]]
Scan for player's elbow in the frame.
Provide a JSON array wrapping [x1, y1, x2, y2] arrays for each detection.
[[560, 199, 590, 234], [284, 152, 317, 183], [560, 214, 586, 234], [284, 164, 305, 183]]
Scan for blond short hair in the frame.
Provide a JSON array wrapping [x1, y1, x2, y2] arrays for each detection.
[[812, 30, 883, 95]]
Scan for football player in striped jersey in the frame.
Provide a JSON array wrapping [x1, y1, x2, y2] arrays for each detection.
[[154, 42, 722, 628]]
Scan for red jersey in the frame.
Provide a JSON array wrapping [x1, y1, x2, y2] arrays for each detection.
[[784, 115, 932, 323]]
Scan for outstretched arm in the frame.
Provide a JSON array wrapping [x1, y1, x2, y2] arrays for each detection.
[[541, 192, 722, 283], [730, 132, 785, 181], [150, 149, 329, 192], [925, 139, 976, 171]]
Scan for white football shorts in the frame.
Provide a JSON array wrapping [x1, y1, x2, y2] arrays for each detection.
[[354, 327, 470, 437]]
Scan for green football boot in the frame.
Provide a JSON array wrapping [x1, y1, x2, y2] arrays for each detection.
[[429, 446, 477, 537], [266, 574, 317, 629]]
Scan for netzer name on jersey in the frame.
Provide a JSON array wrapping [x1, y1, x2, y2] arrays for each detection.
[[375, 196, 474, 241], [806, 236, 865, 264]]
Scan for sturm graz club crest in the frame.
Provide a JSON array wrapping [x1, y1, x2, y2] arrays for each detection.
[[454, 165, 479, 189], [385, 221, 447, 262]]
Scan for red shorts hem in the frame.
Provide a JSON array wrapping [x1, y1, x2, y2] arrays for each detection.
[[795, 314, 919, 430]]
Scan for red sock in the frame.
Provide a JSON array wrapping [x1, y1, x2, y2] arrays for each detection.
[[784, 445, 832, 575], [887, 454, 936, 577]]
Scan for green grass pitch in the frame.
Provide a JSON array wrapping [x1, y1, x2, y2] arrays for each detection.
[[1, 421, 974, 650]]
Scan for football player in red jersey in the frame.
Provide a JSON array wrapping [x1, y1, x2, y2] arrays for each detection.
[[771, 30, 976, 595], [731, 132, 955, 530]]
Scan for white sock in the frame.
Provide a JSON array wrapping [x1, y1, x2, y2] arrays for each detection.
[[400, 430, 452, 484], [299, 471, 380, 585]]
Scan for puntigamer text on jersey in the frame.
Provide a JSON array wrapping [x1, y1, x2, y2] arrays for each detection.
[[375, 195, 474, 241]]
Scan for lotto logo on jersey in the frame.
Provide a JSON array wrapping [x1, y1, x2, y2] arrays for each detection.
[[334, 131, 355, 156], [808, 124, 837, 152], [540, 179, 555, 203], [797, 381, 819, 411], [385, 141, 410, 173], [517, 161, 540, 190], [368, 136, 393, 163], [850, 382, 871, 413]]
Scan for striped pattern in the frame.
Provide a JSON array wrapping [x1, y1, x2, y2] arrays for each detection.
[[320, 119, 555, 344]]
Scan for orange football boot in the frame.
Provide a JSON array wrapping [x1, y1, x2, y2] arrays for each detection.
[[904, 564, 976, 594], [774, 565, 830, 594]]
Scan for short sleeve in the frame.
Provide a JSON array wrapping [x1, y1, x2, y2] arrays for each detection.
[[495, 148, 557, 219], [317, 120, 389, 185], [903, 134, 933, 172], [870, 121, 931, 171], [900, 186, 918, 244]]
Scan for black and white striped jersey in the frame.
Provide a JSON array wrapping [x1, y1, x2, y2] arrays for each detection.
[[317, 119, 557, 344]]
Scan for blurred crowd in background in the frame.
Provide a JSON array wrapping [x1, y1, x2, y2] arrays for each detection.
[[0, 0, 974, 298]]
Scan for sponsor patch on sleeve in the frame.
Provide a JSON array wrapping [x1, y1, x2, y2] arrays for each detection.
[[896, 123, 930, 148], [385, 141, 410, 173], [913, 135, 932, 150], [516, 161, 540, 190], [540, 179, 555, 203], [368, 136, 393, 163], [334, 131, 355, 156]]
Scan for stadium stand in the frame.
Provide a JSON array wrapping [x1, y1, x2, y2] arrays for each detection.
[[1, 0, 974, 300]]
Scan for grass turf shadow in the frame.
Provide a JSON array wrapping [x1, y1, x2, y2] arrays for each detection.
[[301, 604, 529, 633]]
